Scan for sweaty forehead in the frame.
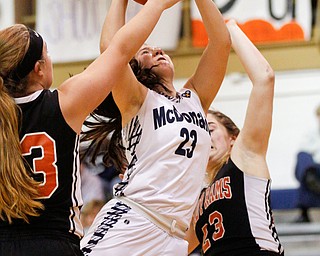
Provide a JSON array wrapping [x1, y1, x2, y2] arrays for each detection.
[[138, 45, 149, 52], [140, 43, 152, 49], [137, 44, 161, 53]]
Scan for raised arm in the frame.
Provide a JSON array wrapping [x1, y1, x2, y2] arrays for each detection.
[[184, 0, 231, 112], [228, 20, 275, 178], [105, 0, 182, 125], [100, 0, 128, 53]]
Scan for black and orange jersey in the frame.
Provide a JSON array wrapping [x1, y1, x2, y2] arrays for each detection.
[[194, 158, 284, 256], [0, 89, 83, 240]]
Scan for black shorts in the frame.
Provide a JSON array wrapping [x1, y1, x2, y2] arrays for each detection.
[[0, 229, 82, 256]]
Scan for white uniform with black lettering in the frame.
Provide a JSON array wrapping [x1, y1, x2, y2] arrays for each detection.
[[81, 88, 211, 256]]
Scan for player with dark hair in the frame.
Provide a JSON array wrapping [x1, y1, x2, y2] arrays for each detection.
[[80, 0, 230, 255]]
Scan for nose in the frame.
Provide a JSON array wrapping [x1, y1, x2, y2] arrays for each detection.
[[153, 47, 163, 56]]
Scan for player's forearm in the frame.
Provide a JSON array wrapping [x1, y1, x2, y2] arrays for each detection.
[[109, 0, 178, 63], [100, 0, 128, 53], [195, 0, 230, 45], [227, 20, 273, 85]]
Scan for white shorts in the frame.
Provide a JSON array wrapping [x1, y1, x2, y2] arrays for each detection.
[[80, 199, 188, 256]]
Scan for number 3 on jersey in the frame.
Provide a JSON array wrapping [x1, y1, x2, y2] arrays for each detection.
[[21, 132, 58, 198], [202, 211, 225, 253]]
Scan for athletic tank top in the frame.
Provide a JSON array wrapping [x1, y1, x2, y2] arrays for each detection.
[[114, 88, 211, 229], [194, 158, 284, 256], [0, 90, 83, 239]]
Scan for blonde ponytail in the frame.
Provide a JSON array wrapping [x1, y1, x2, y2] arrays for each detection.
[[0, 75, 43, 224]]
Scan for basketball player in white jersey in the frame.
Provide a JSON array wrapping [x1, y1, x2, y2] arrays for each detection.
[[80, 0, 231, 255]]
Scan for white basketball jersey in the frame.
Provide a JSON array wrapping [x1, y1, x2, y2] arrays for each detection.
[[114, 88, 211, 229]]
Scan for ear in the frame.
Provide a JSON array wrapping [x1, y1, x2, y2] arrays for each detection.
[[33, 61, 43, 76], [230, 136, 236, 147]]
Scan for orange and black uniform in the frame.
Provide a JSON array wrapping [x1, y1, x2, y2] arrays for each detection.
[[194, 158, 284, 256], [0, 90, 83, 256]]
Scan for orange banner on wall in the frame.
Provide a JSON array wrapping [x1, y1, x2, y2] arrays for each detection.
[[191, 0, 311, 47]]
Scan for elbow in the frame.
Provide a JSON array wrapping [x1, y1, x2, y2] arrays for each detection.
[[252, 64, 275, 88], [257, 63, 275, 85], [264, 65, 275, 85]]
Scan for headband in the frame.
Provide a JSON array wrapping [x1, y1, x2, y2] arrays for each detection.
[[15, 28, 44, 79]]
